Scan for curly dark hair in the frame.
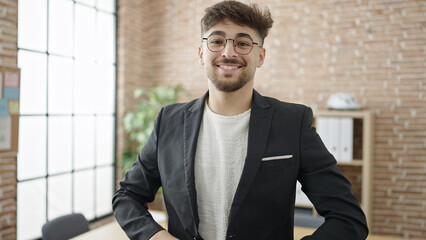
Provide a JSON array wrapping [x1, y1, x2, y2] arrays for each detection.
[[201, 0, 274, 44]]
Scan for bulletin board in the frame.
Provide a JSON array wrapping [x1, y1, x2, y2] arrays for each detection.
[[0, 65, 20, 155]]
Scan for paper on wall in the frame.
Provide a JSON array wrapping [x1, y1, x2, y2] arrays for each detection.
[[5, 72, 19, 87], [0, 116, 12, 150], [0, 73, 3, 99]]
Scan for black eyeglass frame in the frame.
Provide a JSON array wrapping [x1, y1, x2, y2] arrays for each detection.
[[202, 35, 263, 55]]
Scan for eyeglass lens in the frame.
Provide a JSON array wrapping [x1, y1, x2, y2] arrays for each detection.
[[206, 35, 254, 55]]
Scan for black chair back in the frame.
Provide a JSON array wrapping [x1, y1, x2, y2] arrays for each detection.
[[42, 213, 89, 240]]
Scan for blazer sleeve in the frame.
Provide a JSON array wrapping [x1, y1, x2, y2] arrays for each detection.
[[298, 107, 369, 240], [112, 108, 165, 240]]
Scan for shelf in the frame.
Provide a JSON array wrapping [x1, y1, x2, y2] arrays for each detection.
[[308, 110, 373, 227], [314, 109, 371, 119], [336, 159, 363, 166]]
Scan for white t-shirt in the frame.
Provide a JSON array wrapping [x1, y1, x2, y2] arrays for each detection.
[[194, 103, 251, 240]]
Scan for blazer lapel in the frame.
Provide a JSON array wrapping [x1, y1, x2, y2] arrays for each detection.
[[183, 92, 208, 231], [228, 90, 274, 225]]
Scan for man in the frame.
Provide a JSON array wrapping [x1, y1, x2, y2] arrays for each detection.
[[113, 1, 368, 240]]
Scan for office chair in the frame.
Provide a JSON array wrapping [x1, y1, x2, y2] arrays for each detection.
[[294, 207, 325, 228], [294, 212, 325, 228], [42, 213, 89, 240]]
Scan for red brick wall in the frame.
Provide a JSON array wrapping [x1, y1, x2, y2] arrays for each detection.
[[0, 0, 17, 67], [117, 1, 426, 239], [0, 0, 17, 239], [0, 156, 16, 240], [116, 0, 153, 182]]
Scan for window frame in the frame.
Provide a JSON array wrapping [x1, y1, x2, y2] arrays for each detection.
[[16, 0, 117, 239]]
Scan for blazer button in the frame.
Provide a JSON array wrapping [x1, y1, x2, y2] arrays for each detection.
[[228, 234, 237, 239]]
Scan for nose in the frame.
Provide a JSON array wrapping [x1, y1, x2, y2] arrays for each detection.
[[221, 40, 238, 58]]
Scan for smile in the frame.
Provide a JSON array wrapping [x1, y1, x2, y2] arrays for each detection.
[[217, 64, 243, 73], [218, 65, 241, 70]]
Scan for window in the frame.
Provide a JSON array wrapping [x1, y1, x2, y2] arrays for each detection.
[[17, 0, 116, 239]]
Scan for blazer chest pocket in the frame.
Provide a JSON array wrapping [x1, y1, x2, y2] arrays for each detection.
[[260, 154, 295, 168]]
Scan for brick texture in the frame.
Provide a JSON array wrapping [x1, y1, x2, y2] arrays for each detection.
[[0, 0, 17, 239], [0, 156, 17, 240], [116, 0, 153, 183], [117, 1, 426, 239], [0, 0, 17, 67]]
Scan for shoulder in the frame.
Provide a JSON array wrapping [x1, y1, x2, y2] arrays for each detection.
[[262, 95, 310, 114], [256, 94, 314, 126], [159, 96, 204, 120]]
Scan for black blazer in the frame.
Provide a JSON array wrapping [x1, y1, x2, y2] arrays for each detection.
[[113, 90, 368, 240]]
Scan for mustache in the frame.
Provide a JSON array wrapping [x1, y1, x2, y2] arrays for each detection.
[[213, 59, 246, 66]]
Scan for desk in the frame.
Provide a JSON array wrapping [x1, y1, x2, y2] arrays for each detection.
[[71, 218, 404, 240], [293, 227, 405, 240], [71, 211, 167, 240], [70, 220, 128, 240]]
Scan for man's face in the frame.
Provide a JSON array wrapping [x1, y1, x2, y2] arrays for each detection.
[[199, 20, 265, 93]]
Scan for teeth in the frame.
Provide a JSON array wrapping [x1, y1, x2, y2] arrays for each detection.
[[220, 65, 239, 70]]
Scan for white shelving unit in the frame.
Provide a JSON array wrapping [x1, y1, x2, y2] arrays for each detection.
[[296, 110, 374, 226]]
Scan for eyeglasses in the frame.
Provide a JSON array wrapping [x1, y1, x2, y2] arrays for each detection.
[[202, 34, 262, 55]]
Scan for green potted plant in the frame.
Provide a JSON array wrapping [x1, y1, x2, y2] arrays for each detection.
[[121, 85, 184, 173], [120, 85, 184, 212]]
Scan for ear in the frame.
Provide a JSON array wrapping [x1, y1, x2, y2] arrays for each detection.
[[198, 46, 204, 65], [257, 48, 266, 68]]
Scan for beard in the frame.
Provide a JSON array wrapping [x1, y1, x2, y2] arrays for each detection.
[[206, 59, 255, 93]]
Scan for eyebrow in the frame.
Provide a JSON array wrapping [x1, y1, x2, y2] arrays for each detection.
[[207, 31, 254, 41]]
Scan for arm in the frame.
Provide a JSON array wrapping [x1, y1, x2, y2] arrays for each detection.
[[112, 108, 171, 240], [149, 230, 179, 240], [298, 107, 368, 240]]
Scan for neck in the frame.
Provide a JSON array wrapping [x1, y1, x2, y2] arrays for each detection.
[[207, 82, 253, 116]]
